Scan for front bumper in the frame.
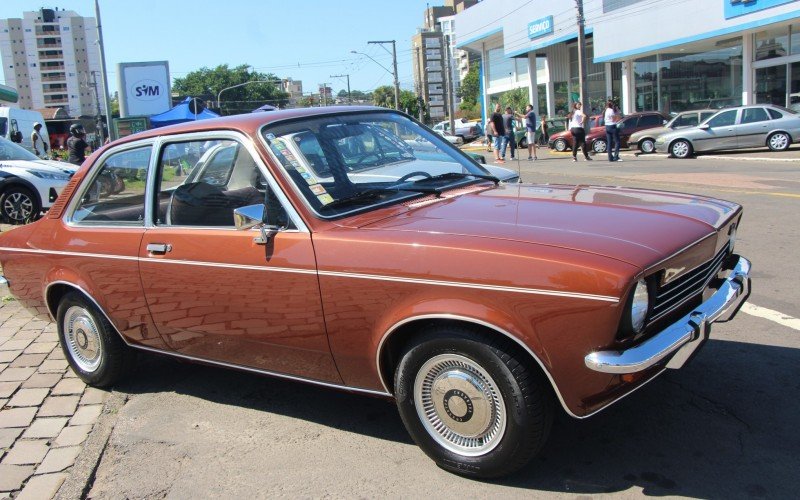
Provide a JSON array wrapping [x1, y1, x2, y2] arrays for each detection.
[[585, 255, 751, 374]]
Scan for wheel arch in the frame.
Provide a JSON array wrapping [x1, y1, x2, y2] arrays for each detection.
[[375, 314, 577, 418], [0, 177, 43, 208], [766, 129, 793, 145], [44, 280, 129, 345]]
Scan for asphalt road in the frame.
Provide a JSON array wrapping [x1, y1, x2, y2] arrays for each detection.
[[87, 150, 800, 498]]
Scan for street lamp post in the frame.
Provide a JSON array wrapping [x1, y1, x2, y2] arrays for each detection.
[[351, 47, 399, 109], [216, 80, 282, 114]]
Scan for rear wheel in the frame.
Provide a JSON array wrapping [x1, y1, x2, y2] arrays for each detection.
[[553, 138, 567, 152], [670, 139, 693, 159], [57, 291, 135, 387], [640, 138, 655, 153], [767, 132, 791, 151], [0, 186, 39, 224], [592, 139, 607, 154], [394, 326, 553, 479], [519, 137, 528, 148]]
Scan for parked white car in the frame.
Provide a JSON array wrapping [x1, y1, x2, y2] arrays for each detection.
[[0, 137, 75, 223]]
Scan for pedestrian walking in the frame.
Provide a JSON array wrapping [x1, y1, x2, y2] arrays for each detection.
[[516, 104, 539, 160], [485, 118, 493, 152], [67, 123, 89, 166], [567, 102, 592, 162], [31, 122, 49, 159], [490, 104, 506, 163], [502, 106, 516, 160], [539, 115, 549, 146], [604, 100, 622, 162]]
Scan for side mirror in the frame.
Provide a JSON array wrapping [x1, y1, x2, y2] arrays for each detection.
[[663, 120, 668, 125], [698, 124, 710, 130], [234, 204, 277, 245]]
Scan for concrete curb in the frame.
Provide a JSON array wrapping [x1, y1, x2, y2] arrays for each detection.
[[54, 390, 128, 500]]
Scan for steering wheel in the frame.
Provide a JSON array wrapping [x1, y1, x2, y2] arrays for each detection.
[[396, 171, 432, 183]]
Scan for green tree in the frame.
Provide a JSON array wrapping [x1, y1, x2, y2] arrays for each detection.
[[399, 90, 425, 118], [299, 95, 317, 108], [372, 86, 395, 108], [458, 65, 480, 110], [173, 64, 290, 115]]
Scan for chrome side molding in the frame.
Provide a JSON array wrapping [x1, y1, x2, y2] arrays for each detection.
[[585, 255, 751, 374]]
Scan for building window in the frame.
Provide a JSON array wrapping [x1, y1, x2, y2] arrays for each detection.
[[487, 47, 514, 88], [755, 25, 789, 61]]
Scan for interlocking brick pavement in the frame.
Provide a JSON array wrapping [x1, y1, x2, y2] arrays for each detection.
[[0, 297, 109, 499]]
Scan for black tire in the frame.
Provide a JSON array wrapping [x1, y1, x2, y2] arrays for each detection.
[[57, 291, 135, 387], [767, 132, 791, 151], [639, 138, 655, 154], [553, 138, 567, 152], [519, 137, 528, 148], [669, 139, 693, 159], [0, 186, 40, 224], [592, 139, 607, 154], [394, 326, 553, 479]]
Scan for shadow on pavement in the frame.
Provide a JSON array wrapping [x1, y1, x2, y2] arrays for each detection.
[[114, 337, 799, 497]]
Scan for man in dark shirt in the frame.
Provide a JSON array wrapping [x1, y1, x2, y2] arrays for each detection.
[[67, 123, 88, 166], [502, 107, 516, 160], [489, 104, 505, 163]]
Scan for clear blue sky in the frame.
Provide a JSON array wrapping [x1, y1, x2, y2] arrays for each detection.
[[1, 0, 442, 95]]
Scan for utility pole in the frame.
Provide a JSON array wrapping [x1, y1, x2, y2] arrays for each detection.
[[89, 71, 103, 147], [330, 74, 351, 104], [575, 0, 588, 112], [415, 46, 425, 122], [94, 0, 112, 142], [368, 40, 400, 109], [444, 34, 455, 137]]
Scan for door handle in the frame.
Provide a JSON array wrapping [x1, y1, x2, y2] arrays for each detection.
[[146, 243, 172, 255]]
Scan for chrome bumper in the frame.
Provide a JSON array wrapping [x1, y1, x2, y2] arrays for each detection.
[[585, 255, 751, 374]]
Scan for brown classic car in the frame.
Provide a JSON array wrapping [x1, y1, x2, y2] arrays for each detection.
[[0, 107, 751, 478]]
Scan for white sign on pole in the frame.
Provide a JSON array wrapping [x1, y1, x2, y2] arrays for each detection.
[[118, 61, 171, 117]]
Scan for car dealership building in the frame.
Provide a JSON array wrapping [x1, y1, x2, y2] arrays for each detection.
[[454, 0, 800, 120]]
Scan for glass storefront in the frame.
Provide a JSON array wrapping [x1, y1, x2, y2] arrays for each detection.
[[569, 42, 607, 113], [754, 24, 800, 111], [633, 40, 743, 113]]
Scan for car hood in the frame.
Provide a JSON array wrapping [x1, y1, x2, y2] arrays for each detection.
[[0, 159, 77, 175], [353, 183, 739, 269]]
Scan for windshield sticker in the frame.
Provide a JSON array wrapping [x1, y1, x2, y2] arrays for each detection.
[[316, 193, 334, 205], [300, 171, 317, 185], [309, 184, 327, 195]]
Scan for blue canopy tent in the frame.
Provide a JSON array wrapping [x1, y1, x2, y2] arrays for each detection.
[[149, 97, 219, 128]]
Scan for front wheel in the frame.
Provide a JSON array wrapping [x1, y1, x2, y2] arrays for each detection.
[[553, 138, 567, 152], [0, 186, 40, 224], [394, 327, 553, 479], [57, 291, 135, 387], [592, 139, 607, 154], [670, 139, 693, 159], [519, 137, 528, 148], [640, 138, 655, 154], [767, 132, 791, 151]]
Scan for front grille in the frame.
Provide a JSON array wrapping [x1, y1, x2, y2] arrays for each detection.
[[650, 243, 730, 322]]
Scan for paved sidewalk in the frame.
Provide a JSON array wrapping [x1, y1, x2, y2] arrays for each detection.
[[0, 297, 109, 499]]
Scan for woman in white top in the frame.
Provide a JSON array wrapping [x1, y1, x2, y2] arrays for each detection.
[[567, 102, 592, 162], [604, 100, 622, 162]]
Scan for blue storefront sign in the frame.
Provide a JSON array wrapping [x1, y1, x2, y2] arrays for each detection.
[[725, 0, 799, 19], [528, 16, 554, 40]]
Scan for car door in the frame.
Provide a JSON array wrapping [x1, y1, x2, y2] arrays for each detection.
[[735, 107, 772, 148], [137, 132, 341, 384], [694, 109, 739, 152]]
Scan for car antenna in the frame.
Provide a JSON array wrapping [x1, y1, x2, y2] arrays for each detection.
[[515, 153, 523, 183]]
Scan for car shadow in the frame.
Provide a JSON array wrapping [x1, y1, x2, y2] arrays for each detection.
[[114, 338, 799, 497]]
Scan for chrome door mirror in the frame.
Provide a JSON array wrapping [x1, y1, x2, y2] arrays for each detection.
[[234, 204, 277, 245]]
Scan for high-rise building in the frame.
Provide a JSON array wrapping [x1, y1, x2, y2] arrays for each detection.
[[411, 0, 478, 121], [281, 78, 303, 107], [0, 7, 104, 117]]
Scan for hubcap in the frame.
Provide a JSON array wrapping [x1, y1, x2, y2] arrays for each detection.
[[414, 354, 506, 456], [770, 134, 788, 150], [594, 141, 607, 153], [3, 192, 33, 221], [673, 141, 689, 157], [642, 140, 655, 153], [63, 306, 102, 372], [555, 140, 566, 152]]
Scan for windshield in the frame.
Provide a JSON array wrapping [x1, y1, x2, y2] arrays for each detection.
[[261, 111, 495, 218], [0, 136, 40, 161]]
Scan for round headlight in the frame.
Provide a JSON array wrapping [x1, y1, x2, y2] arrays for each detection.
[[630, 279, 649, 333]]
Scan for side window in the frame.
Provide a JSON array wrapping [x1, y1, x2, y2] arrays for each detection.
[[155, 139, 266, 227], [767, 108, 784, 120], [706, 110, 738, 128], [700, 111, 716, 122], [741, 108, 770, 124], [676, 114, 699, 127], [638, 115, 662, 127], [72, 146, 151, 224]]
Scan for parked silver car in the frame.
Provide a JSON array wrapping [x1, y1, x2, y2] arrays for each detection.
[[655, 104, 800, 158], [629, 110, 716, 153]]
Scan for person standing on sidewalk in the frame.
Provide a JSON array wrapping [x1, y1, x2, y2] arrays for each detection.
[[490, 104, 506, 163], [516, 104, 539, 160], [31, 122, 49, 159], [568, 102, 592, 162], [604, 100, 622, 162], [502, 106, 516, 161]]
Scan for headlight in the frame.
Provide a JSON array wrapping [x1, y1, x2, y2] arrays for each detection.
[[30, 170, 70, 180], [728, 224, 737, 252], [630, 280, 649, 334]]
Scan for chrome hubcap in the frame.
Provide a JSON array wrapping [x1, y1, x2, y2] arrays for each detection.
[[594, 141, 607, 153], [414, 354, 506, 456], [63, 306, 102, 372], [673, 141, 689, 157], [770, 134, 788, 150], [555, 140, 566, 151], [642, 140, 655, 153], [3, 192, 33, 221]]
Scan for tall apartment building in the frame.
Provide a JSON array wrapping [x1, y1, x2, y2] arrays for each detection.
[[411, 0, 478, 121], [0, 7, 104, 117], [281, 78, 303, 107]]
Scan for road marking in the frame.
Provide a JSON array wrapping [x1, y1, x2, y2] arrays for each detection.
[[741, 303, 800, 331]]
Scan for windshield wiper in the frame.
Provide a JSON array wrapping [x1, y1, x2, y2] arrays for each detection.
[[413, 172, 501, 185], [320, 186, 438, 210]]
